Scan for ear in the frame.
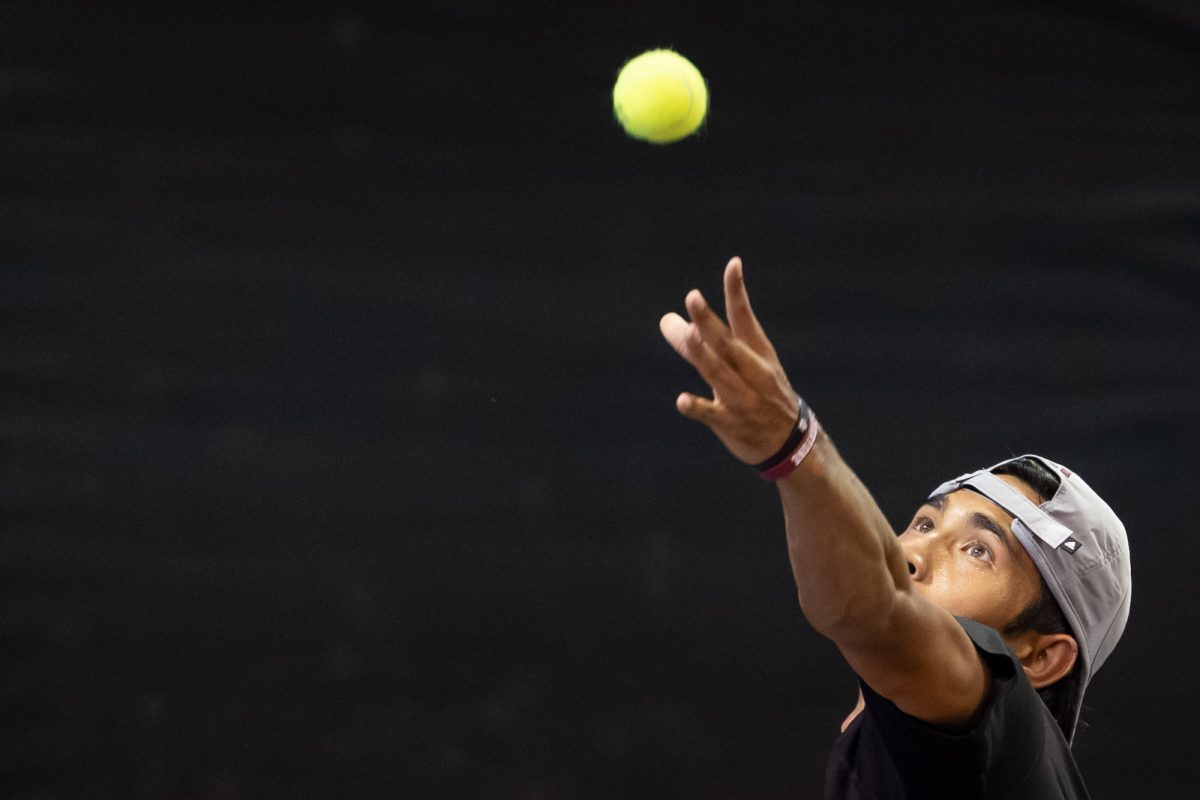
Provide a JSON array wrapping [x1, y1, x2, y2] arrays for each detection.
[[1015, 632, 1079, 690]]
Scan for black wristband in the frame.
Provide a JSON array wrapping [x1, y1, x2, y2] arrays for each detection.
[[752, 398, 812, 472]]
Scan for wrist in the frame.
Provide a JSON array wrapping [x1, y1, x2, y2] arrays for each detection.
[[756, 399, 820, 481]]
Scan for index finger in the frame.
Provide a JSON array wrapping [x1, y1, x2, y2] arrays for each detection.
[[723, 257, 776, 359], [685, 289, 765, 379]]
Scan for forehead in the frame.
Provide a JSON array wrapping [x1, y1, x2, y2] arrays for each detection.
[[930, 486, 1014, 521], [925, 473, 1042, 513]]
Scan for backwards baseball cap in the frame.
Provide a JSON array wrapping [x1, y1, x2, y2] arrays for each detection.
[[928, 455, 1132, 743]]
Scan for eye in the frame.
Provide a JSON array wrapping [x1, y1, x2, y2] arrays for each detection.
[[966, 542, 993, 561], [911, 517, 934, 533]]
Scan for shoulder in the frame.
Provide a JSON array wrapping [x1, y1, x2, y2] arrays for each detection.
[[828, 619, 1088, 798], [857, 618, 1066, 779], [834, 591, 995, 729], [863, 617, 1034, 735]]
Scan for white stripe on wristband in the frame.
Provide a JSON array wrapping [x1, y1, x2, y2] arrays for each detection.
[[757, 413, 821, 481]]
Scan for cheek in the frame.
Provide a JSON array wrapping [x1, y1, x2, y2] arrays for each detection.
[[923, 562, 1012, 628]]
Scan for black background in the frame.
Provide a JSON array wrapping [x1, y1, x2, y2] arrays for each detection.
[[2, 1, 1198, 797]]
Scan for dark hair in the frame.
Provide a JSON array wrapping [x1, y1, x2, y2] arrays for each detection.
[[993, 457, 1079, 738]]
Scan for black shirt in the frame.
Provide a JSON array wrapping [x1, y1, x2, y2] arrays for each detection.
[[824, 617, 1090, 800]]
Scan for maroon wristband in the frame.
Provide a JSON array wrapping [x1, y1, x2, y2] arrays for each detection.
[[757, 414, 821, 481]]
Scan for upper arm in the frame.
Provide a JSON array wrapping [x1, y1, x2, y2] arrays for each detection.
[[831, 588, 992, 730]]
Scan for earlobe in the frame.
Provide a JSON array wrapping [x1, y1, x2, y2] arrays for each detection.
[[1021, 633, 1079, 690]]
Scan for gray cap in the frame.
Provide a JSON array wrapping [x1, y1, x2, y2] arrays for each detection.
[[929, 454, 1132, 743]]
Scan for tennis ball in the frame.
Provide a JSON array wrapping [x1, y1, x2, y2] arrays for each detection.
[[612, 49, 708, 144]]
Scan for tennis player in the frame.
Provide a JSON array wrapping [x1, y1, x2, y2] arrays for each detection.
[[660, 257, 1131, 799]]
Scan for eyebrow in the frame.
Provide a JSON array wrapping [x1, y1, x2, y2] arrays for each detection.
[[969, 511, 1016, 555], [924, 495, 946, 510]]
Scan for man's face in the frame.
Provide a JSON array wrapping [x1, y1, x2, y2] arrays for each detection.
[[897, 475, 1045, 634]]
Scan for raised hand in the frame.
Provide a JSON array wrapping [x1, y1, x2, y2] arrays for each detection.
[[659, 257, 801, 465]]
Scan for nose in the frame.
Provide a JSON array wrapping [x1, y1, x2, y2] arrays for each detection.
[[900, 536, 929, 582]]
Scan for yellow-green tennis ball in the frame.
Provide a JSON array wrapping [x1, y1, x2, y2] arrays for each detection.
[[612, 49, 708, 144]]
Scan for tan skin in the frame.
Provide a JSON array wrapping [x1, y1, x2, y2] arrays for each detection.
[[661, 257, 1078, 732]]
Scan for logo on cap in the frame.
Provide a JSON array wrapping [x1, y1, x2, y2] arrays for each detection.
[[1061, 537, 1081, 554]]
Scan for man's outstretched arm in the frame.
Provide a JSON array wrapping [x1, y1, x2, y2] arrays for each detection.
[[660, 257, 989, 729]]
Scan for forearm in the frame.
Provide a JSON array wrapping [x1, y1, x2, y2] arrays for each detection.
[[777, 428, 911, 640]]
